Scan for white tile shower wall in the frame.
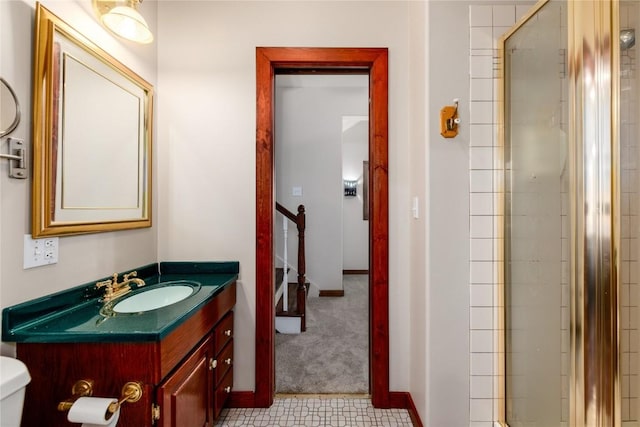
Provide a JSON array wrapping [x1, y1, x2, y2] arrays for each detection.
[[468, 4, 532, 426], [620, 2, 639, 422]]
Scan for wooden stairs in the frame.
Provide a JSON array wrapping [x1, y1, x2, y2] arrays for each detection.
[[275, 270, 308, 334]]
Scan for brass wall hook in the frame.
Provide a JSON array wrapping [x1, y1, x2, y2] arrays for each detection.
[[440, 98, 461, 138]]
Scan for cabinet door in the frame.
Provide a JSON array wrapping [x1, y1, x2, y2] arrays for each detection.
[[157, 336, 213, 427]]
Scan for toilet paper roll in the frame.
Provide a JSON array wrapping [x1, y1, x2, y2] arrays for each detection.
[[80, 408, 119, 427], [67, 397, 120, 426]]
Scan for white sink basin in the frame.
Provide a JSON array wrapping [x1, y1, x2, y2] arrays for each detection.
[[111, 281, 199, 314]]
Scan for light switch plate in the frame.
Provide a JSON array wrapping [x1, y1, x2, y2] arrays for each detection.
[[24, 234, 59, 269], [292, 186, 303, 197]]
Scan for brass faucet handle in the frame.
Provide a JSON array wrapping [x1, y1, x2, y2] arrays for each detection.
[[123, 271, 138, 281], [96, 279, 113, 289], [96, 273, 118, 290]]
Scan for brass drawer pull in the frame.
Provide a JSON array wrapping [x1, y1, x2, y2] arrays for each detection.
[[224, 386, 231, 393], [224, 329, 232, 337], [209, 358, 217, 370], [224, 358, 232, 365]]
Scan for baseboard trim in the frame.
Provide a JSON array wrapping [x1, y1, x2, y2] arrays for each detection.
[[319, 290, 345, 297], [227, 391, 256, 408], [343, 269, 369, 275], [389, 392, 423, 427]]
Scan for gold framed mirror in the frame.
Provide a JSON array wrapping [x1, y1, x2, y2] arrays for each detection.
[[32, 3, 153, 237]]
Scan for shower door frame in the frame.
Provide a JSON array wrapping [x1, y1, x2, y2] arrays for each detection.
[[499, 0, 621, 425]]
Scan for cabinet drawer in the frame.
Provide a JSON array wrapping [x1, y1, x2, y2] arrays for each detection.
[[214, 311, 233, 354], [213, 370, 233, 420], [214, 340, 233, 386]]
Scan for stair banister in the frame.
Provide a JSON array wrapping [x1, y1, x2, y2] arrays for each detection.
[[275, 202, 307, 332], [282, 219, 288, 312], [296, 205, 306, 331]]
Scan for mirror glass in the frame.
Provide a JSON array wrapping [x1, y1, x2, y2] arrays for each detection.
[[33, 4, 153, 237], [0, 78, 21, 137]]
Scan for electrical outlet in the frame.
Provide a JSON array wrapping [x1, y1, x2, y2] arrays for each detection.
[[24, 235, 59, 269]]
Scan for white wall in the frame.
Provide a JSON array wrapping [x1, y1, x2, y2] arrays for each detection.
[[275, 75, 368, 291], [427, 2, 471, 425], [157, 0, 412, 394], [342, 116, 369, 271], [276, 78, 344, 291], [0, 0, 158, 355], [408, 0, 429, 422]]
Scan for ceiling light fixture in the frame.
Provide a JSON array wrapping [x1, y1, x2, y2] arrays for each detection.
[[93, 0, 153, 44]]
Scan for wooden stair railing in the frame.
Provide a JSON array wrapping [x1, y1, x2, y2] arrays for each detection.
[[275, 202, 307, 331]]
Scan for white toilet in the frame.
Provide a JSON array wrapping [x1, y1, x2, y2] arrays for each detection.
[[0, 356, 31, 427]]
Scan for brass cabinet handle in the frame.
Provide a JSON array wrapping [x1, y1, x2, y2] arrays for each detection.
[[224, 358, 232, 365], [224, 386, 231, 393], [209, 358, 217, 370], [224, 329, 232, 337]]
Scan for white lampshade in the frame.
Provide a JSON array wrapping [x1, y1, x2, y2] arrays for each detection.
[[101, 5, 153, 44]]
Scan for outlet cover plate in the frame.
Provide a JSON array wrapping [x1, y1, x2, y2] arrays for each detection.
[[24, 234, 59, 269]]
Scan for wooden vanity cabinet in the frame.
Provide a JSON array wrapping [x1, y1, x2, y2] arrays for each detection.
[[157, 311, 234, 426], [17, 282, 235, 427]]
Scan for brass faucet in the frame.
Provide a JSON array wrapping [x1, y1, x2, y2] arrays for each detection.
[[96, 271, 146, 302], [121, 271, 146, 288]]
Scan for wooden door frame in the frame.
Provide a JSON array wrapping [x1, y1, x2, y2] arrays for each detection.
[[252, 47, 389, 408]]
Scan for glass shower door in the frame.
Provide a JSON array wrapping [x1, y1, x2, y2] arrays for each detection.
[[503, 1, 569, 425]]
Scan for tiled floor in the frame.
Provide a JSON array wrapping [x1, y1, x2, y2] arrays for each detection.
[[215, 396, 414, 426]]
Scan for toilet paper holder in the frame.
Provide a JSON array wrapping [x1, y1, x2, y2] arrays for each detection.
[[57, 379, 143, 413]]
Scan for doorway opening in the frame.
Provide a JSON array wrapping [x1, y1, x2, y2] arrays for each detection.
[[254, 47, 389, 407], [274, 73, 370, 393]]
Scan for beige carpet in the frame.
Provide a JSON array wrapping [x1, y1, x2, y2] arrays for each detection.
[[275, 275, 369, 393]]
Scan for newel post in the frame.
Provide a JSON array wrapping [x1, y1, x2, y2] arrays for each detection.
[[296, 205, 306, 331]]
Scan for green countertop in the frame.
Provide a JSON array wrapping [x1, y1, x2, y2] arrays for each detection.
[[1, 262, 239, 343]]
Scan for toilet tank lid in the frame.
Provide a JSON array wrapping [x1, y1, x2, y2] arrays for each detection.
[[0, 356, 31, 400]]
